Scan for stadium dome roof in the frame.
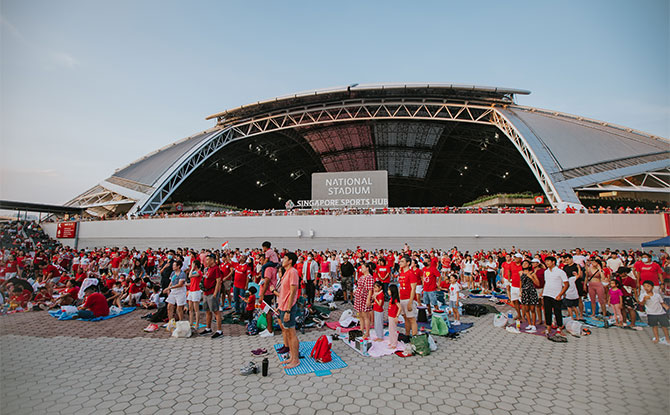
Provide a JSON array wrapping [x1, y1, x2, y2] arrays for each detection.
[[66, 83, 670, 216]]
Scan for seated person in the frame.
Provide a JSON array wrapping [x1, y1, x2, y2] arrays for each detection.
[[241, 286, 257, 321], [140, 285, 164, 309], [52, 279, 80, 308], [33, 286, 54, 310], [123, 278, 145, 306], [74, 285, 109, 319], [8, 285, 32, 310]]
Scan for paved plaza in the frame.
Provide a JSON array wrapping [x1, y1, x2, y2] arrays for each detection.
[[1, 304, 669, 415]]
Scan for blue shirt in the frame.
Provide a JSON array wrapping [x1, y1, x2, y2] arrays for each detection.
[[170, 270, 186, 286]]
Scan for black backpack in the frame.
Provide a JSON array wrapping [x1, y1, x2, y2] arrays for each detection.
[[463, 303, 488, 317]]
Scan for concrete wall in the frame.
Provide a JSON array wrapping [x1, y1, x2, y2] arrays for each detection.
[[42, 214, 666, 251]]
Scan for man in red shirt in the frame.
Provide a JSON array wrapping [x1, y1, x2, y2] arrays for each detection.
[[271, 252, 300, 369], [233, 255, 251, 315], [422, 260, 440, 315], [75, 286, 109, 319], [397, 255, 418, 336], [219, 253, 233, 310], [201, 254, 224, 338], [634, 253, 664, 293]]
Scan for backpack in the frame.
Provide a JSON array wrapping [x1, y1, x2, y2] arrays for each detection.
[[149, 304, 168, 323], [463, 304, 488, 317], [410, 333, 431, 356], [310, 335, 332, 363], [430, 314, 449, 336]]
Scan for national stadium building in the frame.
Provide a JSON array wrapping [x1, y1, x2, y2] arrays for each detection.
[[66, 84, 669, 217]]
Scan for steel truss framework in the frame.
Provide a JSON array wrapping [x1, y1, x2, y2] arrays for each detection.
[[576, 168, 670, 193], [132, 100, 566, 215]]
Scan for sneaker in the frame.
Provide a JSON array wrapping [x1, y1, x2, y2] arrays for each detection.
[[452, 320, 461, 326], [199, 328, 213, 335], [240, 362, 258, 376], [631, 326, 643, 331], [143, 324, 158, 332], [259, 329, 274, 338], [526, 325, 537, 333], [276, 345, 289, 354], [251, 348, 268, 356], [211, 331, 223, 339]]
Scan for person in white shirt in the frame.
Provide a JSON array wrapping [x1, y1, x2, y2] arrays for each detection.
[[606, 253, 623, 273], [639, 280, 670, 344], [542, 256, 569, 334]]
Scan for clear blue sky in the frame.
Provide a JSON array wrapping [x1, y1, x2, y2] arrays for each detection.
[[1, 0, 668, 204]]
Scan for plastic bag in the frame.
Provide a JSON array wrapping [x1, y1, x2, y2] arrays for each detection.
[[427, 334, 438, 352], [109, 306, 123, 315], [166, 318, 177, 332], [339, 309, 355, 327], [60, 305, 78, 315], [493, 313, 507, 328], [430, 314, 449, 336], [171, 320, 192, 338], [256, 313, 267, 330], [410, 333, 431, 356], [565, 320, 582, 337]]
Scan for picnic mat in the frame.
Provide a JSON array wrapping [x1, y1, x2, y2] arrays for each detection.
[[273, 341, 347, 376], [325, 321, 361, 332], [48, 307, 136, 321], [397, 317, 473, 334], [340, 332, 406, 358]]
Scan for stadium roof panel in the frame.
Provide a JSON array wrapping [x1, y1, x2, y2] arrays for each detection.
[[206, 83, 532, 122]]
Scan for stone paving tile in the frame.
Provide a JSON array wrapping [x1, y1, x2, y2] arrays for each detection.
[[1, 301, 669, 415]]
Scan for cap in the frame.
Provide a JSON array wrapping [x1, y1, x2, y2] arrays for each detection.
[[514, 253, 523, 258], [531, 258, 541, 263]]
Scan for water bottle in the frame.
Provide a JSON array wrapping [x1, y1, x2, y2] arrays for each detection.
[[507, 312, 513, 326], [458, 304, 463, 317], [262, 358, 269, 376]]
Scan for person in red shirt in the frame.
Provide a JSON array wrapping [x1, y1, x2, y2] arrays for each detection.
[[8, 286, 32, 310], [233, 256, 251, 315], [397, 255, 418, 336], [422, 261, 440, 315], [241, 286, 257, 321], [33, 286, 54, 310], [219, 253, 233, 310], [271, 252, 300, 369], [201, 254, 224, 337], [374, 258, 391, 299], [187, 260, 203, 329], [634, 253, 664, 293], [372, 281, 385, 341], [508, 254, 524, 321], [75, 286, 109, 319]]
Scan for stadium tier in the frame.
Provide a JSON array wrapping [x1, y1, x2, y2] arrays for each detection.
[[65, 84, 669, 217]]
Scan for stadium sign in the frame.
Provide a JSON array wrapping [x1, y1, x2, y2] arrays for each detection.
[[297, 170, 389, 208]]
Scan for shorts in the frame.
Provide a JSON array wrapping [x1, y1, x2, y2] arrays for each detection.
[[279, 303, 298, 328], [423, 291, 438, 306], [647, 314, 669, 327], [415, 285, 423, 296], [503, 278, 511, 288], [129, 292, 142, 302], [341, 276, 353, 292], [222, 280, 231, 296], [166, 289, 187, 306], [510, 287, 521, 302], [202, 294, 220, 312], [563, 298, 579, 308], [321, 272, 330, 280], [400, 299, 418, 319], [187, 290, 202, 302]]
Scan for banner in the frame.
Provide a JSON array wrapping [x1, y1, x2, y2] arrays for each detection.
[[56, 222, 78, 239], [298, 170, 389, 208]]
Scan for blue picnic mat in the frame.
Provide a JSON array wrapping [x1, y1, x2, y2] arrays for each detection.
[[398, 317, 473, 333], [273, 341, 347, 376], [48, 307, 136, 321]]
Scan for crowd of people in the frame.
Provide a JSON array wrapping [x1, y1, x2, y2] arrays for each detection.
[[2, 220, 670, 361], [49, 203, 669, 222]]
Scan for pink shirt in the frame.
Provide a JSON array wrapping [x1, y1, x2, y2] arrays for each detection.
[[278, 267, 299, 311], [609, 288, 623, 305], [265, 249, 279, 264]]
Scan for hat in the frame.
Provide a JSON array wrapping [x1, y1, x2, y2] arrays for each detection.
[[531, 258, 541, 263], [514, 253, 523, 258]]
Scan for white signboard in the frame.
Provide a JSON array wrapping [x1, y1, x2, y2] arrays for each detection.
[[297, 170, 389, 208]]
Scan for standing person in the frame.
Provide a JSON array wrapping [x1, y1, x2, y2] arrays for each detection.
[[163, 260, 187, 322], [302, 255, 318, 305], [186, 260, 203, 330], [531, 258, 546, 325], [387, 284, 401, 349], [634, 253, 664, 294], [233, 255, 251, 315], [398, 255, 418, 336], [272, 252, 301, 369], [372, 281, 385, 341], [260, 241, 279, 279], [620, 268, 641, 330], [519, 260, 539, 332], [638, 280, 670, 344], [159, 251, 175, 290], [340, 257, 355, 305], [329, 254, 340, 284], [484, 256, 498, 294], [448, 274, 461, 325], [542, 256, 569, 335], [586, 259, 607, 317], [374, 258, 391, 300], [508, 253, 524, 323], [608, 280, 624, 327], [562, 254, 583, 320], [421, 260, 440, 315], [219, 253, 233, 310], [201, 255, 224, 338], [353, 262, 375, 339], [461, 255, 477, 289], [257, 260, 278, 337]]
